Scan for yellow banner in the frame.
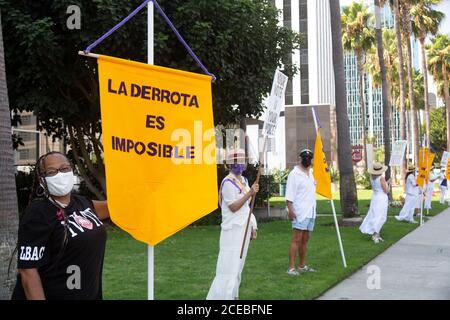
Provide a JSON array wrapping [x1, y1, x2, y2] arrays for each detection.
[[446, 159, 450, 181], [417, 148, 435, 187], [313, 128, 332, 199], [97, 55, 218, 246]]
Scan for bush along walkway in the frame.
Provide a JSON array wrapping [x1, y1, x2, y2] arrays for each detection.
[[318, 207, 450, 300]]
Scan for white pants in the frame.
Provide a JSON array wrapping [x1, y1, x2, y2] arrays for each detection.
[[440, 186, 448, 204], [424, 186, 434, 210], [396, 194, 419, 222], [206, 223, 252, 300]]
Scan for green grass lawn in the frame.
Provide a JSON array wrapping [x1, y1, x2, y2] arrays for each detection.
[[102, 191, 448, 300]]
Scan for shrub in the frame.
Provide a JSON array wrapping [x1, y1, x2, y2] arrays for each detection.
[[355, 171, 372, 190]]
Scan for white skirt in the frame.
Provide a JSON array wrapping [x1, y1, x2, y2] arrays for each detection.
[[360, 191, 388, 235], [396, 193, 419, 222], [424, 186, 433, 209], [206, 222, 252, 300]]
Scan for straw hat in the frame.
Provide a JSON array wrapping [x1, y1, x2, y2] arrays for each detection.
[[368, 162, 388, 175], [225, 148, 246, 164], [406, 165, 416, 173]]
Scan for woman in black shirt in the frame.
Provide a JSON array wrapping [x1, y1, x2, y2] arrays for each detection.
[[12, 151, 109, 300]]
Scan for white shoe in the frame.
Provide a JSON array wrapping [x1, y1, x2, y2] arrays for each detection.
[[409, 220, 419, 224], [287, 268, 299, 276], [298, 265, 316, 273]]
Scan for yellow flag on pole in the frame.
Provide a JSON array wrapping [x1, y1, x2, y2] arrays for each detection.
[[417, 148, 428, 186], [417, 148, 435, 186], [313, 128, 332, 199], [446, 159, 450, 181], [97, 55, 218, 246]]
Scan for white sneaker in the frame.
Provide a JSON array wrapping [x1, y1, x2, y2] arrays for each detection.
[[298, 265, 316, 273], [287, 268, 299, 276], [409, 220, 419, 224]]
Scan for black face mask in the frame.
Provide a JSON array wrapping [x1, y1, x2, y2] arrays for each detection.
[[301, 157, 312, 168]]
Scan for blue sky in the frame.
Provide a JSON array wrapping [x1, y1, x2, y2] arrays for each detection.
[[340, 0, 450, 35]]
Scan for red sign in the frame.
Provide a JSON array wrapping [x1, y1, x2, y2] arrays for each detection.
[[352, 145, 363, 163]]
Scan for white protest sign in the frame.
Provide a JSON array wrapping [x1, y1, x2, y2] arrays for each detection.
[[262, 70, 289, 138], [441, 151, 450, 167], [389, 140, 408, 166]]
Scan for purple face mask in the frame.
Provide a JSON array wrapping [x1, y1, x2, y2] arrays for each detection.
[[230, 163, 247, 175]]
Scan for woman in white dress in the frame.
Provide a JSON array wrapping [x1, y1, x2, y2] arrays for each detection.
[[395, 166, 419, 223], [207, 149, 259, 300], [424, 172, 438, 210], [360, 163, 391, 243]]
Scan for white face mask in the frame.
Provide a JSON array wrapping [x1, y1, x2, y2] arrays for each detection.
[[45, 171, 74, 197]]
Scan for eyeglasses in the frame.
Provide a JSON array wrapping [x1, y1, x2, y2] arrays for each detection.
[[44, 166, 73, 177]]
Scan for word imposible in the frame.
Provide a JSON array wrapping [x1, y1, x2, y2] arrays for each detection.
[[111, 136, 195, 159]]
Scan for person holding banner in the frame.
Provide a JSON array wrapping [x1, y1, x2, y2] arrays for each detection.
[[11, 152, 109, 300], [395, 166, 420, 224], [207, 149, 259, 300], [359, 163, 390, 243], [439, 169, 448, 204], [286, 149, 317, 276]]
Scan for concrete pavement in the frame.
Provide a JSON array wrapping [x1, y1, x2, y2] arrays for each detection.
[[318, 208, 450, 300]]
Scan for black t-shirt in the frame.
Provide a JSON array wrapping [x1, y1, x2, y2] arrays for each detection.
[[12, 194, 107, 300]]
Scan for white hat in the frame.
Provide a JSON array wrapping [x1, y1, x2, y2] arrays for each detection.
[[368, 162, 388, 175]]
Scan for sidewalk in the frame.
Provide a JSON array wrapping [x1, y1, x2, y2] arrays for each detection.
[[318, 208, 450, 300]]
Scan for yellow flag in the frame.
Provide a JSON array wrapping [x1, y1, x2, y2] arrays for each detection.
[[446, 159, 450, 181], [417, 148, 435, 186], [313, 128, 332, 199], [97, 55, 218, 246]]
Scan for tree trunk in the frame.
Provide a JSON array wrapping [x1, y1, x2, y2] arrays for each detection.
[[375, 0, 392, 197], [405, 35, 419, 164], [357, 54, 367, 171], [394, 0, 406, 187], [0, 11, 19, 299], [443, 64, 450, 152], [420, 37, 430, 144], [330, 0, 359, 218]]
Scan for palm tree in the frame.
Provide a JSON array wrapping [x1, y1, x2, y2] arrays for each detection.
[[427, 34, 450, 150], [341, 2, 375, 170], [374, 0, 392, 190], [401, 1, 420, 164], [411, 0, 445, 144], [389, 0, 408, 185], [0, 11, 19, 299], [330, 0, 360, 219]]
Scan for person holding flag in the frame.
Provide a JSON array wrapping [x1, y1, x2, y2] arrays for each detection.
[[424, 170, 438, 210], [395, 166, 420, 224], [359, 163, 391, 243], [286, 149, 317, 276], [207, 149, 259, 300]]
